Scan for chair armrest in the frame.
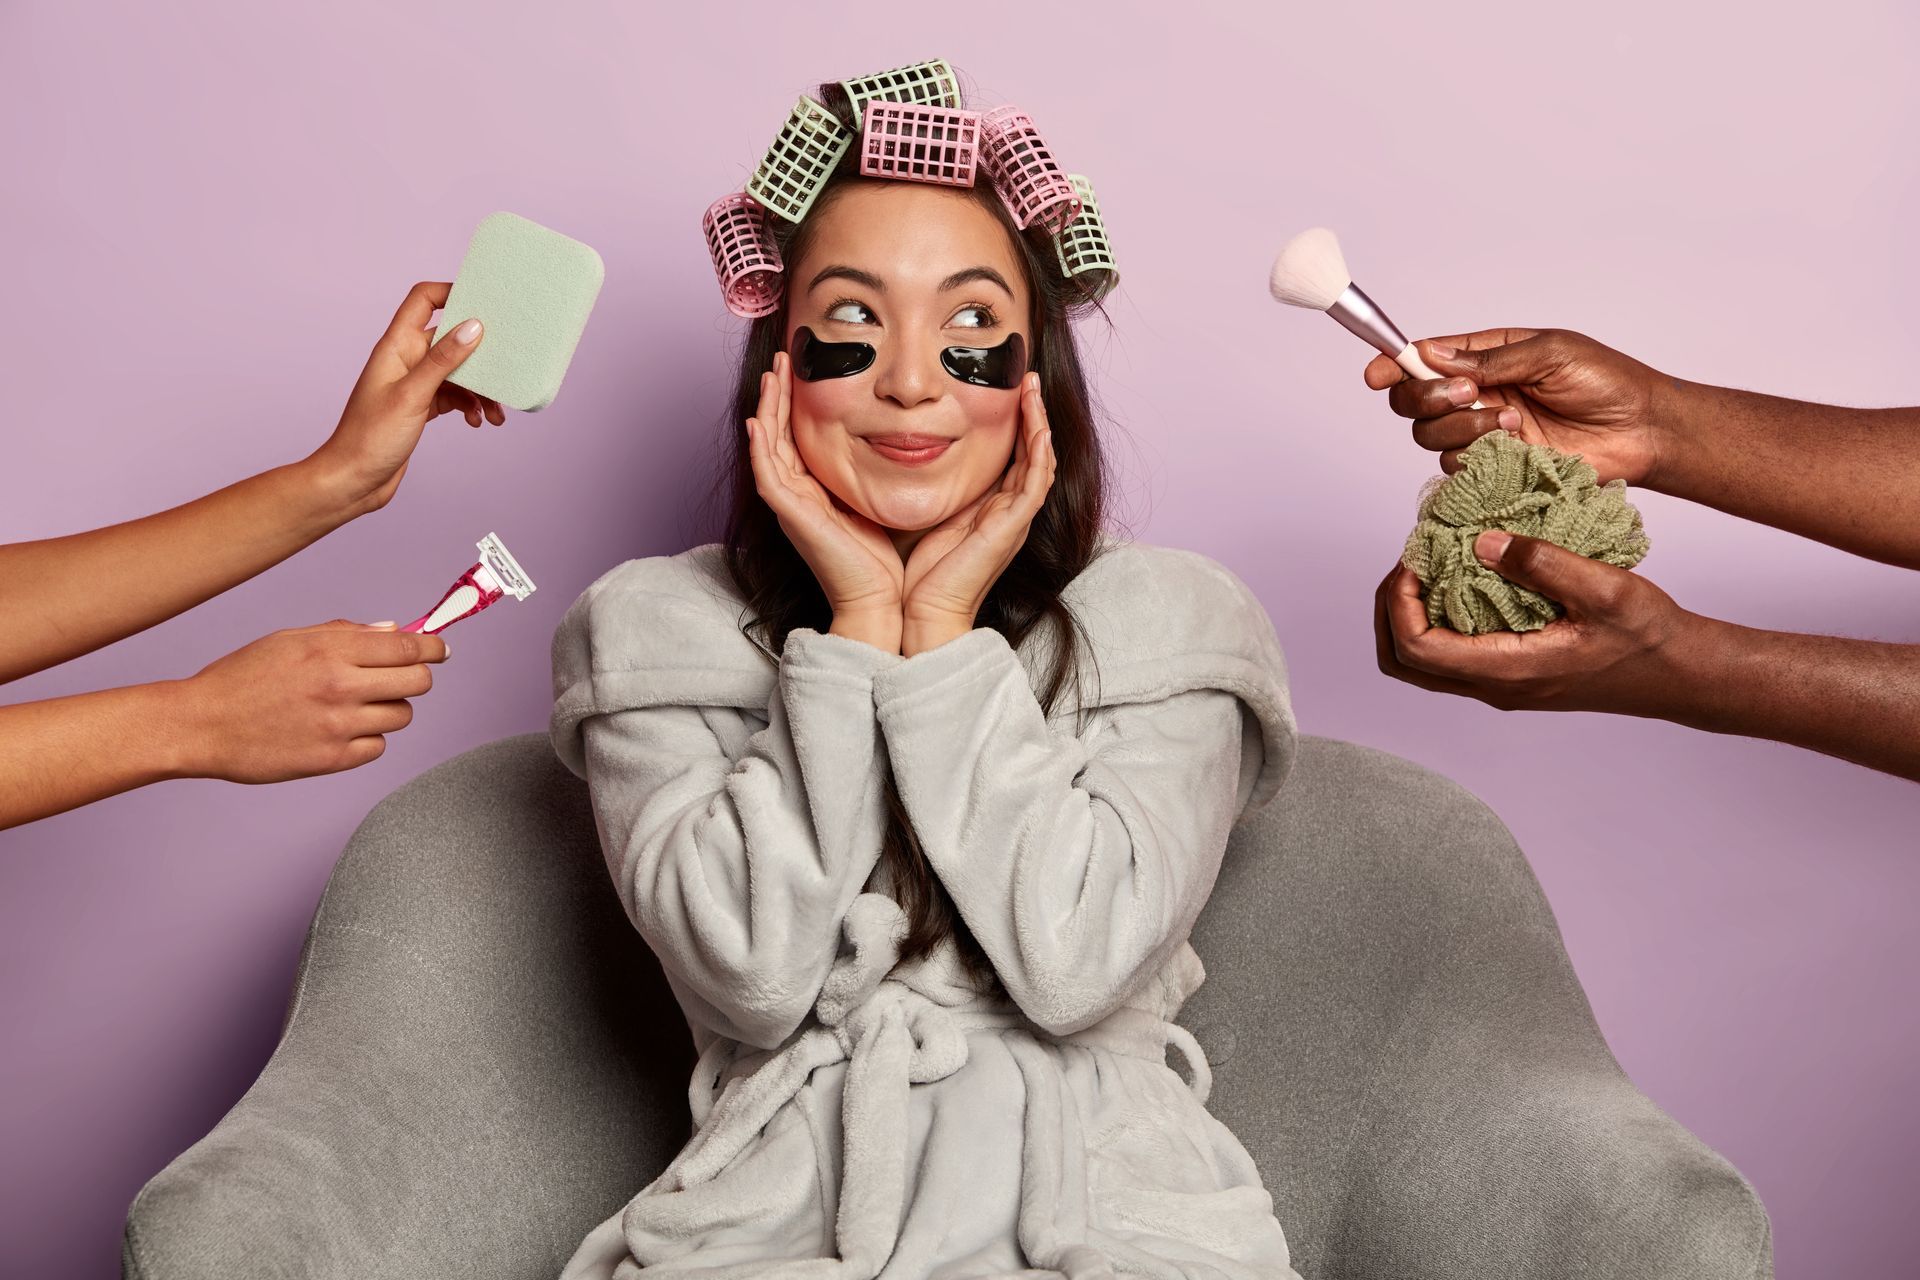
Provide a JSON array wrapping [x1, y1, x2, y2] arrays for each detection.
[[1185, 736, 1772, 1280], [1324, 959, 1773, 1279], [123, 734, 692, 1280]]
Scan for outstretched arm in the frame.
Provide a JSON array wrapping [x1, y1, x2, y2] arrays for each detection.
[[1376, 533, 1920, 783], [1, 621, 444, 830], [1365, 328, 1920, 569], [1, 462, 355, 684], [1651, 379, 1920, 570], [0, 281, 500, 685]]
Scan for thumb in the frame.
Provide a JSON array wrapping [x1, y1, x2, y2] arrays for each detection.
[[1426, 333, 1560, 391], [399, 316, 483, 401], [1474, 531, 1624, 616]]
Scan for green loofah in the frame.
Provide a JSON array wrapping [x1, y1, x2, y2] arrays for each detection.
[[1400, 429, 1651, 635]]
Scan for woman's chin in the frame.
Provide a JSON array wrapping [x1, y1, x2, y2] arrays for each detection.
[[860, 489, 961, 534]]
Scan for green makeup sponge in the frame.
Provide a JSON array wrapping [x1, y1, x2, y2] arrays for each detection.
[[433, 211, 605, 412]]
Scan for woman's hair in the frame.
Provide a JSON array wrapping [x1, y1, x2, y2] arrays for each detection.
[[698, 77, 1114, 986]]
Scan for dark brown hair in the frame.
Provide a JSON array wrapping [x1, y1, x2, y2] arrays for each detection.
[[695, 77, 1118, 986]]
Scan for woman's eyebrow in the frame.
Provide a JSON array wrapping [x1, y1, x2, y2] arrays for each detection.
[[940, 266, 1013, 298], [805, 264, 1014, 300], [807, 265, 886, 294]]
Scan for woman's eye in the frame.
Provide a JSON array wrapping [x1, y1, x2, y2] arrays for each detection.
[[826, 301, 875, 324], [951, 305, 996, 329]]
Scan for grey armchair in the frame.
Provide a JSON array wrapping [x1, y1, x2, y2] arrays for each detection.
[[122, 733, 1773, 1279]]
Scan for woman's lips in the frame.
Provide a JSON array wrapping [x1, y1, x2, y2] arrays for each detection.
[[866, 435, 952, 465]]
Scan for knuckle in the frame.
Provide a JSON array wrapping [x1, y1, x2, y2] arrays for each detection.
[[1506, 537, 1546, 575], [1590, 573, 1630, 612]]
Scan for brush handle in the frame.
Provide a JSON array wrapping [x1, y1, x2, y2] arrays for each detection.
[[1327, 284, 1487, 410], [1394, 344, 1486, 410]]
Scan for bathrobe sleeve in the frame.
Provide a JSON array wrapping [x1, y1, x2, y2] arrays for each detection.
[[870, 551, 1293, 1038], [550, 556, 905, 1050]]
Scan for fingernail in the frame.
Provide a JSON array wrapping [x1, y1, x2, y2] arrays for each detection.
[[1428, 342, 1458, 359], [368, 620, 397, 628], [1498, 407, 1522, 431], [1475, 530, 1512, 566], [1445, 378, 1475, 406], [454, 318, 482, 344]]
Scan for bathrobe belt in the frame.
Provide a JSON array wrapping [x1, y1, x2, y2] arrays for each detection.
[[637, 894, 1211, 1275]]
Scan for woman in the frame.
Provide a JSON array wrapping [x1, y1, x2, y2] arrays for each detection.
[[550, 69, 1303, 1278]]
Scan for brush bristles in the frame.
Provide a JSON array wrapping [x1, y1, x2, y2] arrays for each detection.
[[1268, 226, 1351, 311]]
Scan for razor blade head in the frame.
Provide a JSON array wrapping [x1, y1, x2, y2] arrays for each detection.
[[477, 532, 536, 600]]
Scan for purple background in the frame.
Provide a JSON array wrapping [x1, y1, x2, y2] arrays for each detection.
[[3, 2, 1916, 1274]]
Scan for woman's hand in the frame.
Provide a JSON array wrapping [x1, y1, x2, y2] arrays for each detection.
[[304, 281, 508, 518], [746, 349, 905, 620], [900, 371, 1056, 652], [1364, 328, 1667, 486], [171, 620, 448, 783]]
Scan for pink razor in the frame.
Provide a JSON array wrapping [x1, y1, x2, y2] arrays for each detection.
[[401, 532, 537, 635]]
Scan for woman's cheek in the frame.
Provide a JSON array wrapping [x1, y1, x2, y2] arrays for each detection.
[[790, 375, 860, 428], [953, 383, 1023, 462]]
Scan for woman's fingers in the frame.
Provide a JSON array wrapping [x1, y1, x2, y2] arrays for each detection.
[[771, 353, 804, 476], [381, 281, 452, 349], [753, 368, 777, 432], [356, 699, 415, 737], [357, 662, 435, 702], [776, 349, 792, 431], [993, 374, 1054, 524]]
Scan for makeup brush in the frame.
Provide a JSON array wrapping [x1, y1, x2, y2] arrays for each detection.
[[1268, 226, 1483, 408]]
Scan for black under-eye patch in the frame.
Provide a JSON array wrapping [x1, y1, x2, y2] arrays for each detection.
[[791, 326, 876, 381], [789, 326, 1029, 389], [941, 332, 1027, 389]]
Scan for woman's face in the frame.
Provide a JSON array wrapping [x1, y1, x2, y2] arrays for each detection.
[[784, 180, 1033, 553]]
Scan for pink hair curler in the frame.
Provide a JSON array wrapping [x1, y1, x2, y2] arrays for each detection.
[[858, 101, 982, 187], [400, 532, 537, 636], [702, 193, 785, 320], [979, 106, 1082, 235]]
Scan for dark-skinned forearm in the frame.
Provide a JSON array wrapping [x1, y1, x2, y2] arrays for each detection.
[[0, 458, 367, 685], [1650, 380, 1920, 570], [1660, 613, 1920, 782]]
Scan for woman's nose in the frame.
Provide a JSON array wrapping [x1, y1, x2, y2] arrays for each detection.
[[873, 341, 944, 408]]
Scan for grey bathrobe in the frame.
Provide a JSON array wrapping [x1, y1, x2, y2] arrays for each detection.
[[548, 537, 1303, 1279]]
